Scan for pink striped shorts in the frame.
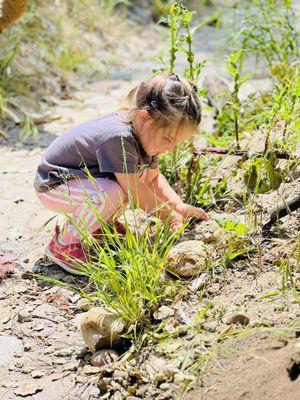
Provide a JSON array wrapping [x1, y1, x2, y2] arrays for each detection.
[[36, 169, 151, 245], [36, 177, 126, 245]]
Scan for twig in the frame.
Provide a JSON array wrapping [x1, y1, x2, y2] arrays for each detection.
[[193, 147, 293, 160], [262, 194, 300, 234]]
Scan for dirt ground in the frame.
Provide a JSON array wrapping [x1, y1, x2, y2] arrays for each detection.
[[0, 22, 300, 400]]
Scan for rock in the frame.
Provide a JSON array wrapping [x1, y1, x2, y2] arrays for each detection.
[[75, 347, 89, 359], [89, 386, 101, 397], [174, 373, 195, 383], [15, 285, 28, 293], [51, 371, 71, 381], [14, 383, 43, 397], [1, 379, 19, 389], [80, 307, 125, 352], [202, 321, 219, 333], [194, 219, 225, 243], [52, 359, 65, 365], [76, 298, 91, 311], [17, 311, 32, 323], [62, 362, 78, 372], [68, 293, 81, 304], [188, 273, 207, 292], [0, 312, 11, 324], [160, 383, 171, 390], [91, 349, 119, 367], [0, 336, 23, 367], [112, 369, 129, 382], [23, 343, 31, 351], [165, 240, 211, 278], [83, 365, 102, 375], [53, 346, 75, 357], [30, 370, 44, 379], [224, 313, 250, 326], [153, 306, 175, 321], [31, 322, 45, 331]]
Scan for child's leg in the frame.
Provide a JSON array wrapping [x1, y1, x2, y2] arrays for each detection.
[[36, 178, 126, 245]]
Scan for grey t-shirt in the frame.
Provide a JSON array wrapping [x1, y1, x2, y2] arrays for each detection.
[[34, 112, 158, 192]]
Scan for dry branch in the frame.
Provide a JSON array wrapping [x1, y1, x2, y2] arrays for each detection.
[[194, 147, 293, 160]]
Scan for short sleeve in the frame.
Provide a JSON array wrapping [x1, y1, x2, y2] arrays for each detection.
[[96, 136, 139, 174]]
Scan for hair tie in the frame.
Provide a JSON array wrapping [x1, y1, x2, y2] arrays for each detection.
[[169, 73, 181, 83]]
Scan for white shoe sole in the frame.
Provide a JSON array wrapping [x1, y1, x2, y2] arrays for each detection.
[[44, 246, 86, 276]]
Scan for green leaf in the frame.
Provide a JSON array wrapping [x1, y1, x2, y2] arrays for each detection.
[[194, 303, 212, 323], [235, 223, 247, 236], [226, 65, 237, 77]]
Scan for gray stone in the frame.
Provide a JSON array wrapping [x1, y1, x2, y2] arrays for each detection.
[[153, 306, 175, 321]]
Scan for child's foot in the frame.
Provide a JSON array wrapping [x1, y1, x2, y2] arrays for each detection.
[[45, 226, 88, 275]]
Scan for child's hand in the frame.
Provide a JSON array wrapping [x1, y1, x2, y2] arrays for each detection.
[[179, 204, 209, 220], [169, 211, 184, 232]]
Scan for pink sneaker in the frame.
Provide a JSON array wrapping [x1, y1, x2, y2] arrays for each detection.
[[44, 226, 88, 275]]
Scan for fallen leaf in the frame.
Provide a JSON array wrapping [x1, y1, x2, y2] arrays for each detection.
[[14, 383, 43, 397], [51, 371, 71, 381], [0, 253, 18, 280], [45, 290, 70, 310], [0, 253, 18, 265]]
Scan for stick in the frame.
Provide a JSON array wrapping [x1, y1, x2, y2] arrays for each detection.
[[193, 147, 292, 160], [262, 194, 300, 234]]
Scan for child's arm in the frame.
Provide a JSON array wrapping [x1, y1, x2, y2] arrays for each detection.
[[147, 169, 208, 220], [115, 172, 184, 230]]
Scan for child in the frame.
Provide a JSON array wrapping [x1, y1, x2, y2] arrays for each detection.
[[34, 73, 208, 274]]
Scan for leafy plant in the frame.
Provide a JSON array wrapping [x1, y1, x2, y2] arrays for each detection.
[[221, 49, 250, 149], [274, 259, 295, 292], [156, 1, 207, 82], [236, 0, 299, 69], [214, 216, 255, 266], [214, 216, 247, 237]]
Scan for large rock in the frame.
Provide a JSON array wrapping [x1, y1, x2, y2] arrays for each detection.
[[193, 218, 225, 243], [81, 307, 125, 352], [165, 240, 211, 278]]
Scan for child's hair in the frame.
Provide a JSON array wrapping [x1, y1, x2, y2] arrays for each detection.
[[120, 73, 201, 128]]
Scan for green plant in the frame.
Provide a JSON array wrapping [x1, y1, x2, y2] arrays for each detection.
[[40, 194, 184, 342], [214, 216, 255, 267], [237, 0, 299, 69], [214, 216, 247, 237], [157, 2, 211, 83], [223, 49, 250, 149], [243, 152, 283, 194], [274, 259, 295, 291]]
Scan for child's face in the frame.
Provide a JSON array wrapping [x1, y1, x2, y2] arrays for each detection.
[[136, 112, 197, 156]]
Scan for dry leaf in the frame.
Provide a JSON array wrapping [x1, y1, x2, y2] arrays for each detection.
[[14, 383, 43, 397]]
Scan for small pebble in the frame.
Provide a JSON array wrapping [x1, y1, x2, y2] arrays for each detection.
[[224, 313, 250, 326], [160, 383, 171, 390], [31, 370, 44, 379], [83, 365, 101, 375]]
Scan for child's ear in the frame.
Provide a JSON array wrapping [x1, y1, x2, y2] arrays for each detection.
[[139, 109, 151, 121]]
